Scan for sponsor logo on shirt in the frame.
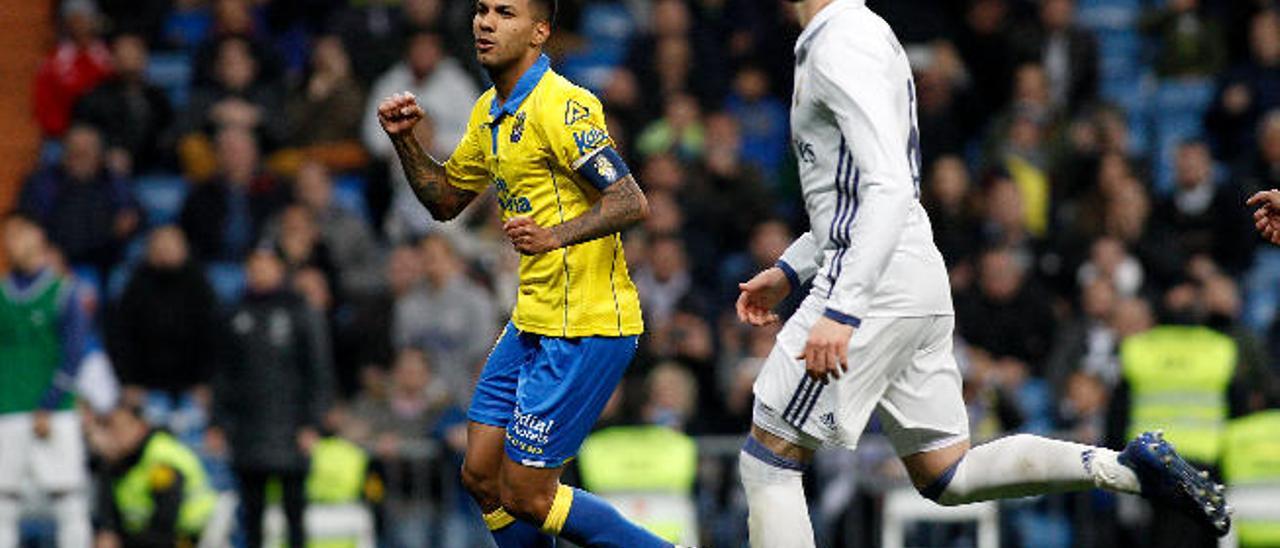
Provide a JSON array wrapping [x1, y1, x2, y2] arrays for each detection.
[[564, 99, 590, 125], [573, 127, 609, 156]]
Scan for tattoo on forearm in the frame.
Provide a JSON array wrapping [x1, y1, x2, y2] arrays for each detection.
[[550, 176, 648, 248], [389, 133, 475, 220]]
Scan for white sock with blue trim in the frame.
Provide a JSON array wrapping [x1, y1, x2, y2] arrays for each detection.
[[739, 437, 816, 548], [925, 434, 1140, 506]]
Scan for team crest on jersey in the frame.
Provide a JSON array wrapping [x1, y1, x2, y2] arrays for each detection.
[[564, 99, 590, 125], [593, 154, 617, 182], [511, 111, 526, 143]]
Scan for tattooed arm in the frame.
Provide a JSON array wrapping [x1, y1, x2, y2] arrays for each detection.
[[377, 92, 477, 221], [388, 133, 477, 221], [504, 175, 649, 255]]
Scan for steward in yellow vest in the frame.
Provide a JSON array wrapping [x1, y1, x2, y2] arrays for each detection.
[[95, 405, 216, 547], [1221, 408, 1280, 548], [577, 425, 698, 543], [1117, 324, 1236, 465]]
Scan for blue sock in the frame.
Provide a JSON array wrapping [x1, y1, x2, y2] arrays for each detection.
[[485, 507, 556, 547], [542, 485, 673, 548]]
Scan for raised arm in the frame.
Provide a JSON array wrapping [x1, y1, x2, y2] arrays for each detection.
[[377, 92, 477, 221]]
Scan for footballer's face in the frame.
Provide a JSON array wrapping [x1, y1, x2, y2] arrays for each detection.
[[473, 0, 549, 71]]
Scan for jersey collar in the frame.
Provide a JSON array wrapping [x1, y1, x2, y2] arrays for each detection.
[[489, 54, 550, 123], [795, 0, 861, 55]]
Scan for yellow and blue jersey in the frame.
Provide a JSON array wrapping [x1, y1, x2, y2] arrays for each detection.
[[445, 54, 643, 338]]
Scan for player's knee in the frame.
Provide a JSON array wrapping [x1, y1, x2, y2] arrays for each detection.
[[460, 461, 500, 507], [498, 481, 556, 525]]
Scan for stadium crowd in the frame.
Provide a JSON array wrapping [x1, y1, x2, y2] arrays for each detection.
[[6, 0, 1280, 546]]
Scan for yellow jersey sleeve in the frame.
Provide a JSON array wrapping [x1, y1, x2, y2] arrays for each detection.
[[443, 99, 492, 194], [539, 87, 631, 191]]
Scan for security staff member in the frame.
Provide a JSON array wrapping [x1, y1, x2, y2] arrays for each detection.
[[92, 404, 216, 548], [1221, 396, 1280, 548]]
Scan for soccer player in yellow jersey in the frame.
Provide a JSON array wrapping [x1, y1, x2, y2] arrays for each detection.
[[375, 1, 674, 546]]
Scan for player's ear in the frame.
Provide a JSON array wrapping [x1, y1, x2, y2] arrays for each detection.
[[531, 19, 551, 47]]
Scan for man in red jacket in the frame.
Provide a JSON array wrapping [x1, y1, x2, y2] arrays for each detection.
[[33, 0, 113, 137]]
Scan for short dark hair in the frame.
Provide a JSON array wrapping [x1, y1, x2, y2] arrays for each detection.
[[529, 0, 557, 27]]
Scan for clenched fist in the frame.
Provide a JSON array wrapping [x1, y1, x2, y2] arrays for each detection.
[[377, 92, 426, 136]]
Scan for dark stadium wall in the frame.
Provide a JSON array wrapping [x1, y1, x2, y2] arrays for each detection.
[[0, 0, 53, 252]]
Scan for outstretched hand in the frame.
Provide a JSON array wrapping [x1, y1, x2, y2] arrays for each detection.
[[1248, 190, 1280, 245], [736, 267, 792, 326]]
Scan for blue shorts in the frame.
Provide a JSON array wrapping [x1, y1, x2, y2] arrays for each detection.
[[468, 323, 638, 468]]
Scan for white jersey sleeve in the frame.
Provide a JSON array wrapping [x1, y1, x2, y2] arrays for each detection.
[[810, 31, 918, 324], [777, 231, 821, 289]]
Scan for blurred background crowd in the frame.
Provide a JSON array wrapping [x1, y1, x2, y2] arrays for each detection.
[[4, 0, 1280, 546]]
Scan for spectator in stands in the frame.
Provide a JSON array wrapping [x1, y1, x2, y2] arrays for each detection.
[[268, 161, 383, 297], [33, 0, 114, 138], [1047, 278, 1121, 390], [110, 226, 218, 405], [637, 93, 705, 161], [979, 174, 1044, 273], [179, 127, 289, 263], [345, 348, 451, 462], [715, 220, 795, 311], [1207, 9, 1280, 162], [334, 245, 423, 397], [181, 35, 287, 174], [724, 66, 788, 178], [191, 0, 283, 87], [951, 0, 1016, 134], [209, 249, 333, 548], [641, 362, 698, 431], [1156, 140, 1256, 274], [342, 347, 461, 548], [956, 247, 1057, 376], [392, 233, 497, 400], [915, 42, 970, 169], [1238, 109, 1280, 191], [330, 0, 466, 85], [1077, 236, 1145, 298], [18, 124, 139, 275], [263, 205, 341, 303], [1103, 178, 1186, 291], [1140, 0, 1228, 79], [923, 156, 982, 269], [633, 235, 692, 327], [283, 35, 367, 171], [684, 115, 774, 277], [73, 33, 173, 175], [1010, 0, 1098, 114]]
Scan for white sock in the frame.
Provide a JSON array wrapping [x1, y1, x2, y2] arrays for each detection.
[[53, 492, 91, 548], [739, 449, 816, 548], [0, 496, 19, 548], [934, 434, 1140, 506]]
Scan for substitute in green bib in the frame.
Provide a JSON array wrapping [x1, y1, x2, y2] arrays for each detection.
[[92, 405, 216, 547]]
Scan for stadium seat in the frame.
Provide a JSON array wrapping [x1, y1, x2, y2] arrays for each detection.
[[146, 52, 194, 108], [134, 174, 190, 227], [205, 262, 246, 305], [333, 174, 372, 224]]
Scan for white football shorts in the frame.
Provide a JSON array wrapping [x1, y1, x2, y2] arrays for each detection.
[[752, 294, 970, 456], [0, 411, 88, 494]]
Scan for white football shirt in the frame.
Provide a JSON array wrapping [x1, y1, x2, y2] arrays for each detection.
[[777, 0, 953, 323]]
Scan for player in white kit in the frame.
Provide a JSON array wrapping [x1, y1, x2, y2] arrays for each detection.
[[734, 1, 1232, 546]]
